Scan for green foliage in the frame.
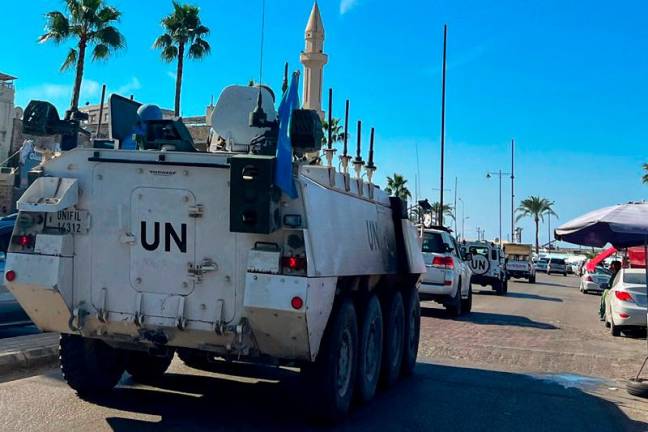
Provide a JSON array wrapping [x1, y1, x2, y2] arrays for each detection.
[[516, 195, 558, 253], [322, 118, 347, 146], [40, 0, 125, 109], [385, 173, 411, 201]]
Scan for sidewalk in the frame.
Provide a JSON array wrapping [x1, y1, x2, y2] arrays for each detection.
[[0, 332, 59, 379]]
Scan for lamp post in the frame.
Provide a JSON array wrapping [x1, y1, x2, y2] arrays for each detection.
[[487, 169, 512, 247]]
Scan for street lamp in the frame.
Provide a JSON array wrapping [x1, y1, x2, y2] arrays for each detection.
[[486, 169, 512, 247]]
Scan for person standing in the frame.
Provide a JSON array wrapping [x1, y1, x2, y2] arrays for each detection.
[[600, 260, 622, 321]]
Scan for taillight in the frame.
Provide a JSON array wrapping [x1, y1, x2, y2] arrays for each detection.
[[13, 234, 34, 249], [282, 256, 306, 273], [585, 275, 593, 282], [5, 270, 16, 282], [432, 256, 454, 269], [614, 291, 633, 302]]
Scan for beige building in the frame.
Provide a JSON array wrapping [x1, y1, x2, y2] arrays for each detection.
[[0, 73, 16, 162]]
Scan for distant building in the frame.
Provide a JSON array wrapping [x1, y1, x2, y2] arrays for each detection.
[[0, 73, 16, 162]]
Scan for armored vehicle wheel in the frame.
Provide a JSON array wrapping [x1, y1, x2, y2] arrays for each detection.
[[126, 350, 174, 382], [177, 348, 212, 370], [381, 290, 404, 387], [461, 285, 473, 314], [402, 286, 421, 376], [305, 299, 358, 423], [445, 283, 462, 317], [59, 334, 126, 396], [356, 294, 383, 403]]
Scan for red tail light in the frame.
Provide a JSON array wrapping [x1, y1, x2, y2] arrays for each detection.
[[282, 256, 306, 272], [5, 270, 15, 282], [16, 235, 33, 248], [432, 256, 454, 269], [614, 291, 633, 302]]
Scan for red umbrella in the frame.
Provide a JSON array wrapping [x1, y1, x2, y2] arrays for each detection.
[[586, 246, 617, 272]]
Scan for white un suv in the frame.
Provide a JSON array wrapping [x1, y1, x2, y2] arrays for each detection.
[[419, 227, 473, 316]]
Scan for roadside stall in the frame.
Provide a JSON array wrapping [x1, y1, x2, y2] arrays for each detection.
[[554, 201, 648, 397]]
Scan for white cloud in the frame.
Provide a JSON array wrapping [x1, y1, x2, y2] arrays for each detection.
[[340, 0, 359, 15], [115, 76, 141, 96]]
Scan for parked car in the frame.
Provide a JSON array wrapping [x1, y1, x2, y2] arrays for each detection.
[[546, 258, 568, 276], [536, 257, 549, 273], [604, 268, 647, 336], [579, 267, 611, 294], [419, 227, 473, 316], [0, 215, 31, 327]]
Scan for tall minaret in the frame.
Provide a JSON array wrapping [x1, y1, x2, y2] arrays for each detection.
[[300, 2, 328, 120]]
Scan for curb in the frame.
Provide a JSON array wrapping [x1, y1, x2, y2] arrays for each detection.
[[0, 334, 59, 378]]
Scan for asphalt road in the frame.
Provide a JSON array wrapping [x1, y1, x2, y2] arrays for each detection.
[[0, 274, 647, 431]]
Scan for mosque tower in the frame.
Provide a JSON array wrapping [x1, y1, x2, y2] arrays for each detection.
[[300, 2, 328, 120]]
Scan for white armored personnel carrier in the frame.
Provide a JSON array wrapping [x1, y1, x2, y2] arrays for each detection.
[[4, 82, 425, 421]]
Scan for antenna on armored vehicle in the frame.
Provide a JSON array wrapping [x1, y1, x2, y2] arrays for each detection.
[[340, 100, 352, 191], [250, 0, 269, 128], [323, 88, 336, 168], [282, 63, 289, 94], [365, 127, 376, 183], [352, 120, 365, 181]]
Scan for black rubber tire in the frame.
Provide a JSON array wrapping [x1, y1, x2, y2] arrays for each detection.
[[59, 334, 126, 396], [177, 348, 213, 370], [563, 273, 567, 277], [529, 275, 536, 284], [461, 285, 473, 314], [126, 350, 174, 382], [402, 286, 421, 376], [381, 291, 405, 387], [356, 295, 383, 403], [502, 278, 509, 295], [611, 319, 621, 337], [627, 379, 648, 398], [445, 283, 462, 316], [305, 299, 358, 423]]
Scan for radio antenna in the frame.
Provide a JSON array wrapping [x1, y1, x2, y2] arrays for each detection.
[[258, 0, 266, 86], [250, 0, 268, 127]]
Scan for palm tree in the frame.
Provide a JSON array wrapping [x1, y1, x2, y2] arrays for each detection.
[[430, 202, 454, 223], [516, 196, 558, 254], [322, 118, 347, 147], [642, 163, 648, 184], [39, 0, 125, 115], [385, 173, 411, 201], [154, 1, 210, 117]]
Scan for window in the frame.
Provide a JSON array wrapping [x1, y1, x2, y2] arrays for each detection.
[[422, 232, 445, 253], [550, 259, 565, 265], [623, 272, 647, 285], [491, 250, 498, 260]]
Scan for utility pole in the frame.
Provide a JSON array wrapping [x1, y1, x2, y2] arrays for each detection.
[[454, 177, 458, 236], [439, 24, 447, 227], [487, 169, 512, 247], [511, 138, 515, 243]]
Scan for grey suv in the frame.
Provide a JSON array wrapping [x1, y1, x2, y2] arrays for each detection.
[[547, 258, 568, 276]]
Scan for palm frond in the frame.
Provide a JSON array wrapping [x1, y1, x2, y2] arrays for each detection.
[[188, 38, 210, 59], [93, 26, 125, 48], [161, 45, 179, 62], [39, 11, 70, 44], [96, 5, 120, 23], [153, 34, 173, 49], [60, 48, 78, 71], [92, 43, 109, 60]]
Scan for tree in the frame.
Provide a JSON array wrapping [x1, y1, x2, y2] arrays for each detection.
[[154, 1, 210, 116], [322, 118, 347, 147], [39, 0, 125, 114], [516, 196, 558, 254], [642, 163, 648, 184], [385, 173, 411, 201], [430, 201, 454, 223]]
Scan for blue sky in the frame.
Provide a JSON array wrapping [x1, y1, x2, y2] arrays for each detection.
[[2, 0, 647, 245]]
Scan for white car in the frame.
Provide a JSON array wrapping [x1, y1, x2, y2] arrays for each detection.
[[605, 269, 647, 336], [419, 228, 473, 316], [536, 258, 549, 273], [579, 267, 611, 294]]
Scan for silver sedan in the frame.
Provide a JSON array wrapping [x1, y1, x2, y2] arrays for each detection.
[[604, 268, 647, 336]]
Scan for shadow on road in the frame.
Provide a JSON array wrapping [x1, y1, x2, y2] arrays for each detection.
[[87, 362, 644, 432], [475, 290, 563, 302], [420, 308, 559, 330]]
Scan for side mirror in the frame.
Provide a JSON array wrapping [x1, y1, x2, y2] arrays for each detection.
[[444, 244, 454, 253]]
